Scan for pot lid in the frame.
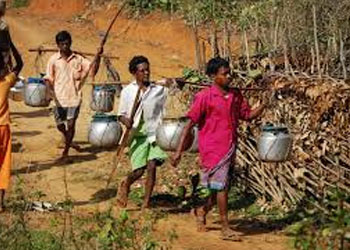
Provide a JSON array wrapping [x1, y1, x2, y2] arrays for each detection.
[[28, 77, 44, 84], [92, 113, 118, 122], [93, 85, 116, 92], [262, 123, 288, 133]]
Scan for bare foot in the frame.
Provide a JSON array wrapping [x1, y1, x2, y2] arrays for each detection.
[[192, 208, 208, 232], [141, 202, 152, 211], [221, 227, 243, 241], [116, 179, 128, 208], [71, 142, 82, 152]]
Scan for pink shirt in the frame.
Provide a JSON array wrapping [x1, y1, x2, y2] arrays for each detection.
[[45, 52, 90, 107], [187, 85, 251, 170]]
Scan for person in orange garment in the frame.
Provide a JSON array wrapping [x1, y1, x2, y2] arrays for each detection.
[[0, 0, 24, 212]]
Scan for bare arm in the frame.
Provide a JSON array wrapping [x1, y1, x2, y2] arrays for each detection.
[[156, 78, 185, 89], [171, 119, 196, 167], [10, 40, 23, 76], [118, 115, 133, 129], [89, 47, 103, 77], [248, 89, 276, 120], [248, 103, 266, 120]]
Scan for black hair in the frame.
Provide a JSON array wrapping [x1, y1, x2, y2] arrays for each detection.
[[55, 30, 72, 44], [205, 57, 230, 76], [129, 55, 149, 74]]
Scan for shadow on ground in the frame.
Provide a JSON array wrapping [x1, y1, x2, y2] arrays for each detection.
[[11, 154, 98, 175], [11, 108, 51, 118]]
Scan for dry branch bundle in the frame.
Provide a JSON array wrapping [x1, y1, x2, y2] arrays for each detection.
[[235, 75, 350, 208]]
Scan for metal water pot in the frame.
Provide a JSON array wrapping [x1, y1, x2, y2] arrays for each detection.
[[188, 126, 199, 153], [258, 124, 292, 162], [88, 113, 122, 147], [24, 77, 50, 107], [90, 85, 116, 112], [156, 118, 194, 152], [9, 76, 25, 102]]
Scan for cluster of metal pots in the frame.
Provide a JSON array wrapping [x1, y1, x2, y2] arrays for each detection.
[[18, 77, 292, 160], [88, 85, 121, 147]]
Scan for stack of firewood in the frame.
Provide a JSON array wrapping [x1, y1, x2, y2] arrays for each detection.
[[235, 75, 350, 208]]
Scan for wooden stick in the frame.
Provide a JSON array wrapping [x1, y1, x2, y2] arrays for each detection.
[[87, 79, 270, 91], [106, 87, 142, 188], [28, 47, 119, 59], [86, 81, 123, 85], [80, 1, 127, 86]]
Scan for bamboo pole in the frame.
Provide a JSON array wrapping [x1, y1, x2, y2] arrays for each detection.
[[28, 47, 119, 59]]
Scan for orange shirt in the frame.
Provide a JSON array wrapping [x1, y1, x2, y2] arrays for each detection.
[[0, 72, 17, 125], [45, 52, 90, 107]]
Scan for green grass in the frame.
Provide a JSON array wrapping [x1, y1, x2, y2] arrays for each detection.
[[11, 0, 28, 8]]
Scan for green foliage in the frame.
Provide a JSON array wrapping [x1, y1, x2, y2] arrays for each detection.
[[11, 0, 28, 8], [287, 188, 350, 250], [76, 210, 161, 249], [182, 67, 208, 83], [129, 187, 145, 206], [0, 178, 172, 250], [0, 223, 63, 250], [127, 0, 178, 16]]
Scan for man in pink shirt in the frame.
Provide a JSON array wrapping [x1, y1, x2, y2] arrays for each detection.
[[45, 31, 102, 161], [172, 57, 266, 240]]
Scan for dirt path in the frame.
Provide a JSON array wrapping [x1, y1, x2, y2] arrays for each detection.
[[5, 10, 290, 250]]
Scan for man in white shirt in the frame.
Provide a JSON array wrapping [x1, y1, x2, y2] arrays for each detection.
[[116, 55, 182, 209]]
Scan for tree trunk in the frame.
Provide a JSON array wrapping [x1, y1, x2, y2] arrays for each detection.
[[210, 23, 219, 58], [322, 38, 331, 75], [243, 29, 250, 70], [192, 16, 201, 71], [223, 21, 232, 62], [339, 30, 347, 79], [312, 5, 321, 78], [311, 47, 315, 74], [201, 41, 207, 72]]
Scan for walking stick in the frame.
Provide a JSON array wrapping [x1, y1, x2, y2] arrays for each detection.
[[105, 87, 142, 188]]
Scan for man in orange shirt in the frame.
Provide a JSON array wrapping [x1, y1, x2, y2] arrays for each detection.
[[45, 31, 102, 161], [0, 0, 23, 212]]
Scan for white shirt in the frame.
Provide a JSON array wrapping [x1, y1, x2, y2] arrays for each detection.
[[118, 81, 168, 143]]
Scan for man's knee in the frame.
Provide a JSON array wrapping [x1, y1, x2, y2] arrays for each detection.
[[67, 119, 77, 130], [57, 123, 66, 131], [128, 168, 144, 181], [147, 160, 157, 171]]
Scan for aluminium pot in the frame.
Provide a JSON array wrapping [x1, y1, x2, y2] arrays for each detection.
[[24, 77, 50, 107], [257, 124, 292, 162], [9, 76, 25, 102], [188, 126, 199, 153], [90, 85, 116, 112], [88, 113, 122, 147], [156, 117, 195, 152]]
